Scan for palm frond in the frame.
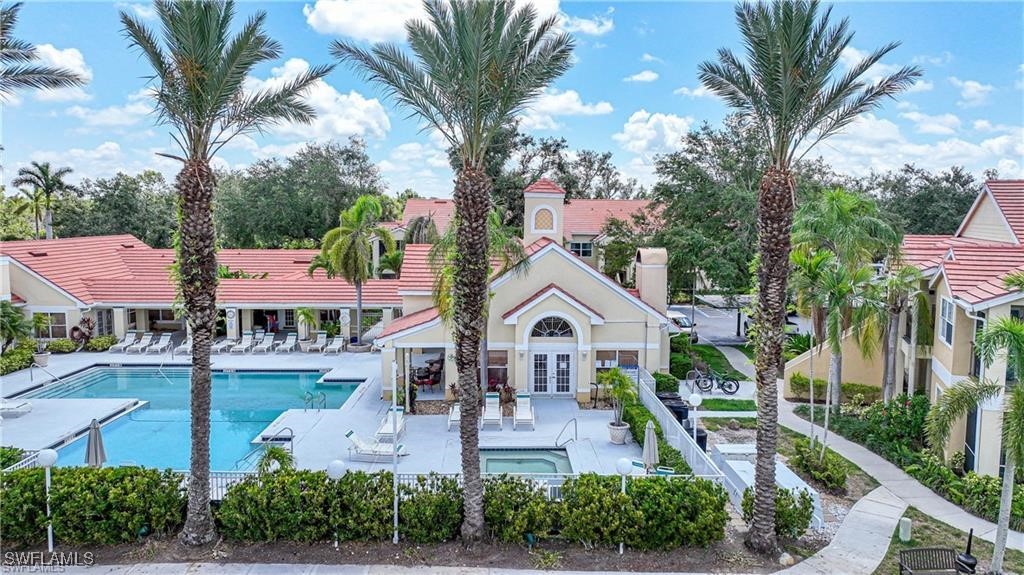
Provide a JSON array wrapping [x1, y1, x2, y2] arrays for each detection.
[[926, 378, 1003, 455]]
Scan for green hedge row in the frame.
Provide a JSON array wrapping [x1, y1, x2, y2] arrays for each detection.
[[788, 372, 881, 403], [0, 339, 35, 375], [85, 335, 119, 351], [621, 400, 691, 474], [1, 467, 186, 546], [652, 372, 679, 393], [45, 338, 78, 353]]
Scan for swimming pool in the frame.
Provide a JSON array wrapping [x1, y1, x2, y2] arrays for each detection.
[[480, 448, 572, 474], [28, 368, 360, 471]]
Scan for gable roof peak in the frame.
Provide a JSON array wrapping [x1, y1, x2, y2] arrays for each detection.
[[524, 178, 566, 195]]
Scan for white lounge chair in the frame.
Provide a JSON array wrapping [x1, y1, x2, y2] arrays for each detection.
[[345, 429, 408, 462], [480, 392, 502, 430], [229, 331, 254, 354], [307, 331, 328, 353], [211, 337, 237, 353], [252, 334, 276, 354], [447, 402, 461, 431], [109, 331, 138, 353], [125, 332, 154, 354], [375, 406, 406, 442], [274, 333, 298, 353], [323, 337, 345, 354], [513, 392, 535, 430], [145, 333, 173, 354], [174, 337, 193, 355]]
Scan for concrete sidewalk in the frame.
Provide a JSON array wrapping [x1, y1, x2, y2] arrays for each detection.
[[714, 345, 756, 380], [62, 565, 757, 575]]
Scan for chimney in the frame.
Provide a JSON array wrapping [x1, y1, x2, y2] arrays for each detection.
[[0, 256, 10, 302], [522, 178, 565, 246], [635, 248, 668, 314]]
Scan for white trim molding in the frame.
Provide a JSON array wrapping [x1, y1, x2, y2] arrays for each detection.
[[503, 287, 604, 326], [529, 204, 558, 234]]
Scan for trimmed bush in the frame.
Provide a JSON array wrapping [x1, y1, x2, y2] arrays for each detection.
[[85, 335, 119, 351], [484, 475, 555, 543], [0, 467, 186, 546], [45, 338, 77, 353], [217, 470, 332, 542], [652, 372, 679, 394], [670, 353, 692, 379], [626, 477, 729, 549], [788, 372, 881, 403], [400, 474, 462, 543], [742, 487, 814, 539], [620, 401, 690, 473], [670, 334, 692, 354], [791, 437, 848, 493], [0, 338, 35, 375], [0, 446, 24, 469], [560, 473, 641, 547]]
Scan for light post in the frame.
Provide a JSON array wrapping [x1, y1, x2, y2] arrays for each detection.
[[391, 360, 400, 545], [688, 392, 703, 443], [615, 457, 633, 556], [37, 448, 58, 553], [326, 459, 345, 549]]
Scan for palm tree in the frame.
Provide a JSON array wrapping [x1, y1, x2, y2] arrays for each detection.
[[12, 187, 43, 238], [332, 0, 573, 541], [378, 250, 404, 278], [789, 247, 833, 444], [310, 195, 394, 345], [873, 261, 927, 402], [11, 162, 75, 239], [405, 213, 439, 244], [699, 0, 920, 552], [0, 2, 86, 100], [120, 0, 331, 545], [0, 300, 30, 353]]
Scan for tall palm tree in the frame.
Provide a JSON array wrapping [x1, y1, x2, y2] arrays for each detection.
[[120, 0, 330, 545], [332, 0, 573, 540], [12, 187, 43, 238], [310, 195, 394, 345], [404, 213, 439, 244], [872, 261, 927, 402], [699, 0, 920, 552], [789, 246, 833, 443], [11, 162, 75, 239], [0, 2, 86, 100]]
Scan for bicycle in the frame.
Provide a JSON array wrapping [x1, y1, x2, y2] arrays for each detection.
[[693, 367, 739, 395]]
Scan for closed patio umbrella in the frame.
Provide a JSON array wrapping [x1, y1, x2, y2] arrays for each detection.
[[85, 418, 106, 468], [642, 420, 659, 471]]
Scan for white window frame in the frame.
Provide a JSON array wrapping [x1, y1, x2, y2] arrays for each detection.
[[35, 312, 68, 339], [283, 309, 296, 329], [569, 242, 593, 258], [940, 297, 954, 347], [529, 204, 557, 234]]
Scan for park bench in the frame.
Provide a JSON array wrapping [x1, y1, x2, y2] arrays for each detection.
[[898, 547, 960, 574]]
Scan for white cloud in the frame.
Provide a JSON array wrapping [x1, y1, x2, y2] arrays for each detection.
[[906, 79, 934, 93], [623, 70, 658, 83], [641, 53, 662, 63], [562, 7, 614, 36], [973, 120, 1018, 134], [32, 44, 93, 102], [912, 51, 953, 66], [899, 111, 961, 135], [65, 89, 152, 127], [378, 140, 453, 197], [839, 46, 901, 85], [612, 109, 692, 155], [115, 2, 156, 20], [673, 85, 714, 98], [244, 58, 390, 141], [519, 87, 613, 130], [896, 101, 918, 111], [949, 76, 993, 107]]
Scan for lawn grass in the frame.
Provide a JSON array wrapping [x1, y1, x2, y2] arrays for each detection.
[[873, 507, 1024, 575], [700, 398, 757, 411], [732, 344, 756, 361], [702, 417, 758, 431], [688, 344, 748, 381]]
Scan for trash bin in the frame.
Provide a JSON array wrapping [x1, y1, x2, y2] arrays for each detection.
[[662, 400, 689, 423], [695, 428, 708, 452], [656, 392, 681, 402]]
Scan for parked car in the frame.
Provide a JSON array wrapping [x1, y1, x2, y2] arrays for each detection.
[[667, 310, 699, 343]]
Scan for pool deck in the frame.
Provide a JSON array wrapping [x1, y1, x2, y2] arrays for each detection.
[[1, 398, 142, 450]]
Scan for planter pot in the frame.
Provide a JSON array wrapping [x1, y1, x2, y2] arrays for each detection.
[[32, 352, 50, 367], [608, 422, 630, 444]]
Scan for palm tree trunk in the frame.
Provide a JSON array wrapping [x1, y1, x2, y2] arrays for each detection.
[[177, 159, 217, 546], [992, 454, 1015, 573], [748, 167, 795, 554], [355, 281, 363, 345], [452, 166, 491, 543], [907, 303, 919, 396], [883, 309, 900, 403], [830, 347, 842, 412], [44, 207, 53, 240]]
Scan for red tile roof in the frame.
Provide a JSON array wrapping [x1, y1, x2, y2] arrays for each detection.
[[501, 283, 604, 320], [9, 293, 25, 304], [524, 178, 566, 195], [379, 306, 440, 339], [984, 180, 1024, 242], [901, 234, 1013, 271], [939, 246, 1024, 305], [397, 244, 436, 293], [402, 198, 456, 234], [562, 198, 652, 239]]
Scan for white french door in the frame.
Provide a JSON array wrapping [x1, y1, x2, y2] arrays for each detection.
[[529, 351, 574, 396]]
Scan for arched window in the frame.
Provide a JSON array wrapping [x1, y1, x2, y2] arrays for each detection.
[[533, 207, 554, 231], [531, 317, 574, 338]]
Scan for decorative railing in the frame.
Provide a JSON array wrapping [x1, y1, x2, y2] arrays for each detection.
[[3, 450, 40, 472]]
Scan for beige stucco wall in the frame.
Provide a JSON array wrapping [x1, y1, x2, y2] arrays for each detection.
[[9, 262, 79, 308], [932, 277, 975, 378], [959, 192, 1016, 243], [783, 331, 885, 398]]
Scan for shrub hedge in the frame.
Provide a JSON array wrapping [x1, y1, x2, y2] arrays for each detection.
[[620, 400, 691, 473], [0, 339, 35, 375], [791, 437, 848, 493], [652, 372, 679, 394], [788, 372, 881, 403], [45, 338, 78, 353], [85, 335, 119, 351], [0, 446, 23, 469], [483, 475, 555, 543], [741, 487, 814, 539], [0, 467, 186, 546]]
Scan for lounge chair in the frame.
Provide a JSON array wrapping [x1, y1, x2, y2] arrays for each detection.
[[211, 337, 237, 353], [274, 333, 298, 353], [345, 429, 408, 462], [307, 331, 328, 353], [375, 406, 406, 442], [229, 330, 254, 354], [145, 333, 173, 354], [125, 332, 154, 354], [513, 392, 535, 430], [322, 337, 345, 354], [480, 392, 502, 430], [252, 334, 276, 354], [447, 402, 461, 431], [654, 466, 676, 476], [109, 331, 138, 352], [173, 337, 193, 355]]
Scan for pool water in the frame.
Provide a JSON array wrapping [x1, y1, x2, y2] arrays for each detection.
[[480, 449, 572, 474], [29, 368, 359, 471]]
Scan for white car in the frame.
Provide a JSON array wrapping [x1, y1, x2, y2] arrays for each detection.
[[667, 310, 699, 342]]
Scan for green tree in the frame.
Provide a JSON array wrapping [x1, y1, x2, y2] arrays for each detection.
[[404, 214, 440, 244], [600, 212, 657, 286], [698, 0, 920, 552], [0, 300, 30, 353], [53, 171, 177, 247], [11, 161, 76, 239], [12, 188, 43, 238], [333, 0, 573, 541], [0, 2, 85, 99], [378, 250, 403, 278], [121, 0, 331, 545], [871, 261, 927, 403], [0, 194, 35, 240], [311, 195, 394, 345], [789, 246, 834, 441], [861, 164, 981, 235]]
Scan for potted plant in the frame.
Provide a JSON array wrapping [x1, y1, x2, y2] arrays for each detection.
[[601, 367, 637, 444], [31, 313, 51, 367]]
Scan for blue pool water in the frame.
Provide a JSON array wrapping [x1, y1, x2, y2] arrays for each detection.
[[28, 368, 360, 471]]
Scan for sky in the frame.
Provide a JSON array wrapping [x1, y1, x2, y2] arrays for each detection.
[[2, 0, 1022, 198]]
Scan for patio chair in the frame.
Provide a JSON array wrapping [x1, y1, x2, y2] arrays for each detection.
[[173, 337, 193, 355], [345, 429, 408, 462], [375, 406, 406, 442], [653, 466, 676, 476], [211, 337, 237, 353], [274, 333, 298, 353], [447, 402, 461, 431], [322, 337, 346, 354], [229, 331, 255, 354], [307, 331, 328, 353], [513, 392, 535, 430], [480, 392, 502, 430], [124, 332, 154, 354], [109, 331, 138, 353], [252, 334, 276, 354], [144, 333, 173, 354]]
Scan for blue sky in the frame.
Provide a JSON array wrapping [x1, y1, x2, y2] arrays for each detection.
[[3, 1, 1022, 197]]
